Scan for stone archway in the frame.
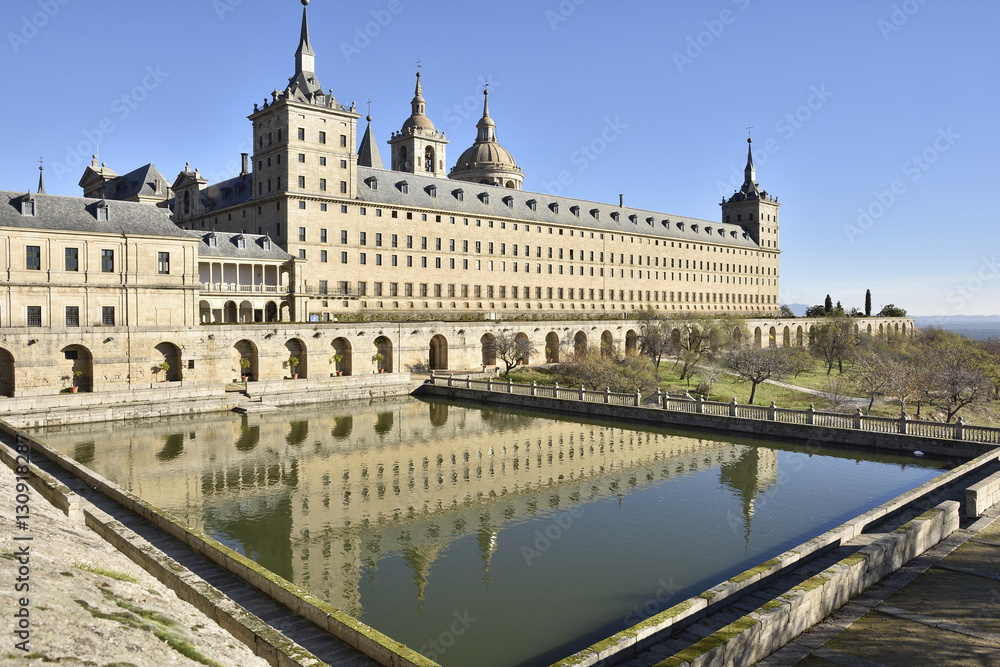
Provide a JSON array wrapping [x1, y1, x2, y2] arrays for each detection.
[[266, 301, 278, 323], [285, 338, 307, 378], [239, 301, 253, 323], [625, 330, 638, 355], [375, 336, 393, 373], [768, 327, 777, 348], [153, 342, 182, 382], [574, 331, 588, 356], [545, 332, 560, 363], [429, 335, 447, 371], [782, 327, 791, 347], [234, 340, 258, 382], [224, 301, 238, 323], [515, 332, 531, 365], [754, 327, 763, 348], [796, 326, 804, 347], [600, 331, 614, 357], [0, 348, 14, 397], [481, 333, 497, 366], [60, 345, 93, 392], [332, 337, 352, 376], [199, 301, 212, 324]]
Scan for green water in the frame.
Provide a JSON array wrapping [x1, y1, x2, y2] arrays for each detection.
[[31, 397, 954, 667]]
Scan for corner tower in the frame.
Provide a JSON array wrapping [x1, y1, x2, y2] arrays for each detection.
[[247, 0, 361, 227], [449, 89, 523, 190], [720, 138, 780, 250], [388, 72, 448, 176]]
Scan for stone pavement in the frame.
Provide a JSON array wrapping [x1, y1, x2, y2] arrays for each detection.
[[759, 505, 1000, 667]]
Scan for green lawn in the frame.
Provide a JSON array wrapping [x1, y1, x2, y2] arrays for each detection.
[[655, 362, 836, 410]]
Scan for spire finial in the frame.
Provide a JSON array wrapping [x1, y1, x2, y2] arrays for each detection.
[[746, 123, 753, 139], [37, 156, 45, 195], [367, 98, 372, 122]]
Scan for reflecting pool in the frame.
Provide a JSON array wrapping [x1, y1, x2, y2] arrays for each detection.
[[31, 397, 953, 667]]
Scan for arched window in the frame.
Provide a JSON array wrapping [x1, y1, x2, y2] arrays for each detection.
[[424, 147, 435, 173]]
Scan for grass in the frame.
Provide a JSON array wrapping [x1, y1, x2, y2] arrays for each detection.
[[73, 562, 138, 584]]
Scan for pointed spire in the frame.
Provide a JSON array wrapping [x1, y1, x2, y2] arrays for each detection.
[[295, 0, 315, 75], [411, 71, 426, 117], [37, 157, 45, 195], [357, 113, 385, 170], [744, 137, 756, 187], [476, 88, 496, 142]]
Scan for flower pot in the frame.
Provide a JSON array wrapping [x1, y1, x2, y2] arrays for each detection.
[[69, 386, 79, 394], [336, 371, 343, 376], [378, 368, 385, 374], [291, 373, 299, 380], [241, 375, 248, 382]]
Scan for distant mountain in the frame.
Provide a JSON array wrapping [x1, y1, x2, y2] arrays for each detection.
[[913, 315, 1000, 340]]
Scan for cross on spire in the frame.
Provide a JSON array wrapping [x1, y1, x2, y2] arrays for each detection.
[[416, 58, 422, 72], [746, 123, 753, 138]]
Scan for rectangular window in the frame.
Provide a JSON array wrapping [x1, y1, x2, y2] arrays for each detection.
[[320, 229, 328, 243], [390, 283, 398, 297], [360, 253, 367, 265], [298, 249, 306, 259], [157, 252, 170, 274], [320, 250, 328, 263], [340, 135, 348, 147], [319, 178, 327, 191], [360, 232, 367, 246], [26, 245, 41, 270], [375, 282, 383, 297], [358, 282, 367, 296], [405, 283, 413, 297], [65, 247, 79, 271], [391, 234, 398, 248], [376, 233, 383, 247], [319, 280, 328, 294], [298, 153, 306, 163], [65, 306, 79, 327], [341, 251, 348, 263], [102, 306, 115, 326], [341, 230, 348, 244], [26, 306, 42, 327], [319, 130, 327, 144], [299, 227, 307, 242], [298, 176, 306, 188], [297, 127, 305, 140], [340, 181, 347, 193], [101, 249, 114, 272]]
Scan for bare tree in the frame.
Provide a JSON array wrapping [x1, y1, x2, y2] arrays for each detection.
[[671, 314, 743, 381], [725, 344, 794, 405], [637, 308, 671, 367], [485, 330, 538, 375], [809, 316, 854, 374], [923, 331, 990, 422]]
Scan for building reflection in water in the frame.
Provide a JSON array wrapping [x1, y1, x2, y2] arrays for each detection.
[[37, 397, 781, 618]]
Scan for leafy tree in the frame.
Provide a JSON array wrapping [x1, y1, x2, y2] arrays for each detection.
[[559, 349, 658, 395], [787, 347, 815, 377], [824, 294, 833, 313], [809, 316, 854, 374], [865, 289, 872, 317], [725, 344, 794, 405], [670, 314, 743, 381], [877, 304, 907, 317], [804, 304, 828, 318], [779, 304, 795, 318], [485, 330, 537, 375]]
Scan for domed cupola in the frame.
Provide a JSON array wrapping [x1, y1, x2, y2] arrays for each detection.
[[388, 71, 448, 177], [449, 89, 523, 190]]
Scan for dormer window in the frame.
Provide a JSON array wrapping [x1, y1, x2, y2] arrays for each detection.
[[526, 199, 537, 212], [570, 205, 580, 217], [691, 224, 699, 233], [262, 236, 271, 251], [96, 201, 110, 222], [549, 202, 559, 214], [590, 209, 600, 220], [610, 211, 619, 222], [453, 189, 464, 202], [236, 235, 246, 250], [661, 219, 670, 228], [397, 181, 409, 194], [676, 222, 685, 231], [426, 185, 437, 198], [21, 196, 36, 217], [705, 226, 713, 235], [207, 233, 218, 248], [730, 230, 738, 238], [365, 177, 378, 190], [479, 192, 490, 204], [647, 217, 655, 226], [502, 195, 514, 208], [629, 214, 638, 224]]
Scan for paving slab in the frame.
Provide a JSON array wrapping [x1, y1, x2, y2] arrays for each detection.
[[882, 567, 1000, 636]]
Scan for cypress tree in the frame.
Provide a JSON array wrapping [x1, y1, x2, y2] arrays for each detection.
[[865, 289, 872, 317], [824, 294, 833, 313]]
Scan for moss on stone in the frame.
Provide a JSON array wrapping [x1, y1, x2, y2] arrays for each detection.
[[729, 557, 782, 583], [761, 600, 782, 611], [841, 552, 870, 568], [792, 574, 829, 593]]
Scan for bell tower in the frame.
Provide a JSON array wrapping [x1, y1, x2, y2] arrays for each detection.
[[720, 137, 780, 250], [388, 71, 448, 177]]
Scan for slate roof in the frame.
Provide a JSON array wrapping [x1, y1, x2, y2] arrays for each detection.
[[197, 231, 293, 261], [354, 168, 763, 250], [0, 190, 193, 239], [109, 164, 169, 201], [197, 174, 254, 212]]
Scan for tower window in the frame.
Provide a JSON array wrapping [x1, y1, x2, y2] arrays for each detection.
[[297, 127, 305, 140]]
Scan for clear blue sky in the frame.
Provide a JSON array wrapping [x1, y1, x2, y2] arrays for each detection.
[[4, 0, 997, 316]]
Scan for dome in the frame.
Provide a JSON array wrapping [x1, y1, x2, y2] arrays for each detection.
[[449, 89, 523, 189], [455, 142, 518, 171], [401, 113, 436, 133]]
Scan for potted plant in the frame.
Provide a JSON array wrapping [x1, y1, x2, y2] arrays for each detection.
[[68, 370, 83, 393], [287, 355, 300, 380], [545, 347, 553, 363], [372, 352, 384, 373], [239, 356, 251, 382], [153, 361, 170, 382], [332, 353, 343, 376]]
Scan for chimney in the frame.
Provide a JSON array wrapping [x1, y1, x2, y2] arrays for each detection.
[[240, 153, 249, 178], [619, 194, 624, 208]]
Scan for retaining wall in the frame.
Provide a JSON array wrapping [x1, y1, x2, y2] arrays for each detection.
[[417, 383, 993, 459], [0, 421, 439, 667], [966, 470, 1000, 518]]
